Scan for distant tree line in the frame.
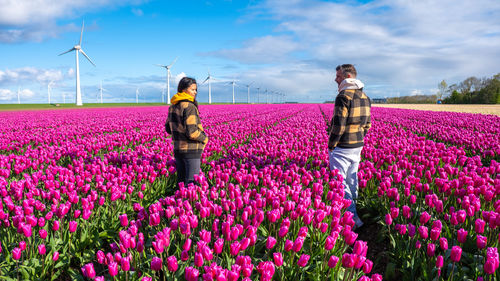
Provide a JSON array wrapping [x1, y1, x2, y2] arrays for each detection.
[[440, 73, 500, 104], [387, 95, 437, 104]]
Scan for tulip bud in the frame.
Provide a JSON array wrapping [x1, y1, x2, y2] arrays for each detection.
[[328, 255, 339, 268], [12, 247, 21, 260], [38, 244, 46, 255], [151, 256, 162, 271], [450, 246, 462, 262], [167, 255, 178, 272], [273, 252, 283, 266], [81, 263, 96, 279], [297, 254, 310, 267]]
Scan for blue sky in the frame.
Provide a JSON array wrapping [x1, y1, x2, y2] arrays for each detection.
[[1, 0, 499, 104]]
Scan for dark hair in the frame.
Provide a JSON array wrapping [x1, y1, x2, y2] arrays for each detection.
[[177, 77, 197, 93], [336, 64, 357, 78]]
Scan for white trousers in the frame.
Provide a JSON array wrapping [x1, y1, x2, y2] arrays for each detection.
[[329, 146, 363, 219]]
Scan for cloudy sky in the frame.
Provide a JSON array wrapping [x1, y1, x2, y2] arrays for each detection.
[[1, 0, 499, 104]]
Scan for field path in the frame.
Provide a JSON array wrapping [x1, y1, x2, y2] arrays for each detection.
[[372, 104, 500, 116]]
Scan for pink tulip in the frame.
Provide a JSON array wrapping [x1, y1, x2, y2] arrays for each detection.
[[328, 255, 339, 268], [12, 247, 21, 260], [167, 256, 178, 272], [477, 235, 487, 249], [38, 244, 46, 255], [436, 255, 444, 268], [151, 256, 162, 271], [119, 214, 129, 227], [69, 220, 78, 233], [214, 238, 224, 254], [81, 263, 96, 279], [362, 259, 373, 274], [342, 253, 355, 268], [273, 252, 283, 266], [108, 262, 118, 276], [53, 251, 60, 261], [475, 219, 486, 234], [266, 236, 277, 249], [426, 243, 436, 257], [451, 246, 462, 262], [439, 237, 448, 250], [457, 228, 468, 243], [297, 254, 310, 267], [194, 252, 204, 267]]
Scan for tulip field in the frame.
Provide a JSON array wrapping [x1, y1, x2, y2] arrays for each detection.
[[0, 104, 499, 281]]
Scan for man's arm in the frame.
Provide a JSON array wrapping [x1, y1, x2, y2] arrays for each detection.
[[328, 94, 349, 150]]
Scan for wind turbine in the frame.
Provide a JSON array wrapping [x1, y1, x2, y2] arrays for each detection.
[[58, 21, 96, 106], [47, 81, 54, 104], [245, 82, 253, 104], [156, 57, 178, 105], [202, 70, 214, 104], [230, 79, 237, 104], [136, 88, 139, 104], [264, 89, 268, 104], [256, 87, 261, 103], [98, 81, 108, 104]]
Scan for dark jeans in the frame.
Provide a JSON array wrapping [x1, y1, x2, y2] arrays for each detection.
[[174, 155, 201, 186]]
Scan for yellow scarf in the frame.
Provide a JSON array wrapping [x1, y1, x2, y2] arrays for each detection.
[[170, 92, 195, 105]]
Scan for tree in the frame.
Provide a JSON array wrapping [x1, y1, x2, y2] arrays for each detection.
[[437, 80, 447, 100]]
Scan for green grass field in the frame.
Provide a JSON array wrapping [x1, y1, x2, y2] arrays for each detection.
[[0, 103, 168, 111]]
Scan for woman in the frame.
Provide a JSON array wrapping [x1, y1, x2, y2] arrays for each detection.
[[165, 77, 208, 186]]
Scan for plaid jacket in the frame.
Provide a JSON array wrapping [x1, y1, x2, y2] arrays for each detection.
[[165, 100, 208, 158], [328, 89, 371, 150]]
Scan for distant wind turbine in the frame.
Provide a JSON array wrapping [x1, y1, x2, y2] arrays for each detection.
[[136, 88, 139, 104], [245, 82, 253, 104], [256, 87, 261, 103], [98, 81, 108, 104], [264, 89, 268, 104], [58, 21, 96, 106], [202, 70, 215, 104], [47, 81, 54, 104], [230, 79, 237, 104], [156, 57, 178, 105]]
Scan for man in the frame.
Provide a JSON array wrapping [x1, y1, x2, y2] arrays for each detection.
[[328, 64, 371, 229]]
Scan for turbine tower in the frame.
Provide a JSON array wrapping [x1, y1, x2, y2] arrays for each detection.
[[58, 21, 96, 106], [156, 57, 178, 105], [230, 80, 237, 104], [256, 87, 261, 103], [245, 82, 253, 104], [98, 81, 108, 104], [202, 70, 214, 104], [136, 88, 139, 104], [47, 81, 54, 104]]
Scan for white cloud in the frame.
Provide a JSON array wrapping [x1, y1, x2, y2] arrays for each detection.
[[207, 35, 301, 64], [175, 72, 187, 84], [410, 90, 422, 96], [0, 89, 14, 101], [0, 0, 147, 42], [207, 0, 500, 99], [0, 67, 66, 85], [132, 8, 144, 16], [21, 88, 34, 98]]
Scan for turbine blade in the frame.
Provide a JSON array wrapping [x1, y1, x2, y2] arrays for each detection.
[[202, 77, 210, 84], [168, 56, 178, 67], [80, 21, 84, 45], [58, 47, 76, 56], [79, 49, 96, 66], [155, 64, 167, 68]]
